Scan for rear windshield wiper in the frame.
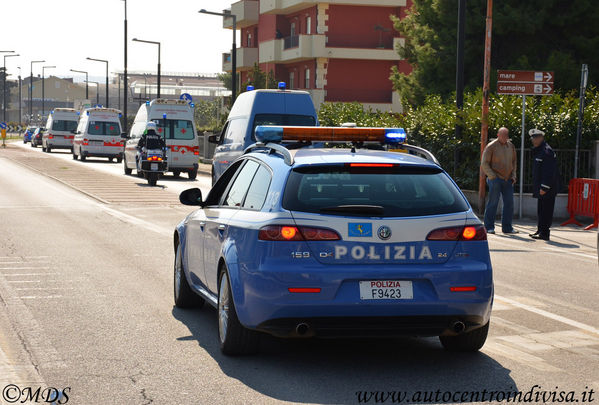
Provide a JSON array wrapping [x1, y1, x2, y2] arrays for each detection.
[[319, 205, 385, 216]]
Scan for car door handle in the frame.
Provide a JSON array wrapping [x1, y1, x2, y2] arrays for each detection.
[[199, 221, 206, 231], [217, 224, 227, 238]]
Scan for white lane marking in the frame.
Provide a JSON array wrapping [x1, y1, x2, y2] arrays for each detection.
[[495, 294, 599, 336], [489, 236, 596, 263], [483, 340, 561, 372], [544, 246, 598, 259]]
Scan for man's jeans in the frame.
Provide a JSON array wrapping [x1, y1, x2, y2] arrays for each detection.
[[483, 178, 514, 232]]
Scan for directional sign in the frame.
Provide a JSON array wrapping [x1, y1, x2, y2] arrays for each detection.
[[0, 122, 7, 130], [497, 70, 553, 83], [180, 93, 192, 103], [497, 82, 554, 96]]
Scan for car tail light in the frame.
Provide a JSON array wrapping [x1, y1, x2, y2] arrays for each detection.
[[259, 225, 341, 241], [48, 134, 54, 139], [194, 150, 199, 155], [348, 163, 395, 168], [450, 286, 477, 292], [288, 288, 321, 293], [82, 139, 89, 146], [426, 225, 486, 241]]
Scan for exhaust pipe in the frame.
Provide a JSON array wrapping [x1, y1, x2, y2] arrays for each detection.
[[295, 323, 310, 336], [452, 321, 466, 334]]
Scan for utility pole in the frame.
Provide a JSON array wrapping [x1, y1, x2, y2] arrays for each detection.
[[455, 0, 466, 176], [574, 64, 589, 179], [478, 0, 493, 214]]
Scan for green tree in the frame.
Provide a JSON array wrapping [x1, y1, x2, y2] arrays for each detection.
[[218, 72, 232, 91], [241, 63, 277, 92], [392, 0, 599, 106]]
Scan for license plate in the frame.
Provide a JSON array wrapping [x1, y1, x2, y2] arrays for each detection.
[[359, 280, 413, 300], [90, 140, 103, 145], [150, 163, 158, 171]]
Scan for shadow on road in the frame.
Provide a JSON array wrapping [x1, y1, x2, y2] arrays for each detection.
[[172, 307, 517, 404]]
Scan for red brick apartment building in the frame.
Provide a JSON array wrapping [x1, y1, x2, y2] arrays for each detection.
[[221, 0, 412, 112]]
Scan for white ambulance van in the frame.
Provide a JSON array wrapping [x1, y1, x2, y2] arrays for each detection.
[[125, 99, 199, 179], [42, 108, 79, 153], [72, 107, 124, 162]]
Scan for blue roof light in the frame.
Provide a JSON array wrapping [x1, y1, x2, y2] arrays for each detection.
[[246, 85, 255, 91], [76, 111, 80, 115], [146, 101, 150, 105], [189, 102, 195, 108], [255, 126, 284, 143], [384, 128, 407, 144], [118, 113, 122, 118], [163, 113, 167, 119], [278, 82, 286, 90]]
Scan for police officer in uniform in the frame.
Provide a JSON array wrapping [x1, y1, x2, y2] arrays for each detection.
[[529, 129, 559, 241]]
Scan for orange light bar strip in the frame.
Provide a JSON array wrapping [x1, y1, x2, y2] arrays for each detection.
[[280, 126, 387, 143], [450, 286, 477, 292], [288, 288, 321, 293]]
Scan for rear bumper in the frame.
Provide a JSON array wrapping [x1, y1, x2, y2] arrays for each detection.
[[81, 149, 123, 158], [233, 262, 493, 336], [257, 314, 487, 338], [168, 162, 198, 171]]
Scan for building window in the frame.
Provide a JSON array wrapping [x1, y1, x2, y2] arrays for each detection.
[[305, 68, 310, 89], [289, 72, 295, 89], [306, 16, 311, 34], [290, 22, 296, 37], [247, 33, 252, 47]]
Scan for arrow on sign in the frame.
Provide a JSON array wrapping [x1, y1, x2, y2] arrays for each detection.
[[544, 72, 552, 82]]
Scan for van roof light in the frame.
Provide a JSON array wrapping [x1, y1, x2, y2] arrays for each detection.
[[246, 85, 255, 91], [278, 82, 286, 90]]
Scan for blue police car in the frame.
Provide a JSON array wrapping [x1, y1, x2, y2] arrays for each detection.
[[173, 126, 493, 355]]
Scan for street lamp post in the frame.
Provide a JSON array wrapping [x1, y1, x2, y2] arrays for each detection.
[[122, 0, 128, 131], [87, 57, 109, 107], [86, 81, 100, 105], [3, 53, 19, 122], [17, 67, 22, 125], [30, 60, 45, 124], [112, 72, 121, 110], [42, 65, 56, 118], [199, 9, 237, 102], [132, 38, 161, 99], [70, 69, 89, 99]]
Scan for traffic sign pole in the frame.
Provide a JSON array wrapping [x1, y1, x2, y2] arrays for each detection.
[[519, 95, 526, 219], [574, 64, 589, 179]]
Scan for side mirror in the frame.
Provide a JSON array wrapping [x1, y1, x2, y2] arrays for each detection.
[[121, 132, 129, 139], [179, 188, 204, 206], [208, 134, 220, 144]]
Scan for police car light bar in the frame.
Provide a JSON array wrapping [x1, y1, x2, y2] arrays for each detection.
[[254, 125, 407, 144]]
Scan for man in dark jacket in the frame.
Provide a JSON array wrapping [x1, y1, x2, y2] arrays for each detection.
[[529, 129, 559, 241]]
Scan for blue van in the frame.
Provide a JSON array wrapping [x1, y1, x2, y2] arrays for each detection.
[[209, 88, 318, 183]]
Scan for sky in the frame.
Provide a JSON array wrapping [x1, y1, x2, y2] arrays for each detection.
[[1, 0, 237, 82]]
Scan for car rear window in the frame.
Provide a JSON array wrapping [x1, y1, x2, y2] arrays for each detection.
[[282, 165, 469, 217], [51, 120, 78, 132], [88, 121, 121, 136], [152, 119, 195, 140]]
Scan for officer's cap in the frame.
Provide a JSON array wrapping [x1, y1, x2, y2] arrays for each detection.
[[529, 128, 545, 138]]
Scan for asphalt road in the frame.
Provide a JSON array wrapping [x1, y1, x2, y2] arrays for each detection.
[[0, 143, 598, 405]]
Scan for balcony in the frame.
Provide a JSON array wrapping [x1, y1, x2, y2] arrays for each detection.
[[259, 35, 403, 64], [222, 47, 259, 72], [260, 0, 405, 15], [223, 0, 259, 29]]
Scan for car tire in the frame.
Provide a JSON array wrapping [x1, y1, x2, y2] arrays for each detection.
[[116, 156, 123, 163], [439, 321, 489, 352], [188, 168, 198, 180], [42, 144, 46, 152], [80, 154, 86, 162], [172, 170, 180, 178], [173, 243, 204, 308], [72, 152, 78, 160], [147, 172, 158, 186], [47, 146, 51, 153], [137, 170, 144, 178], [218, 269, 260, 355], [123, 157, 132, 175]]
